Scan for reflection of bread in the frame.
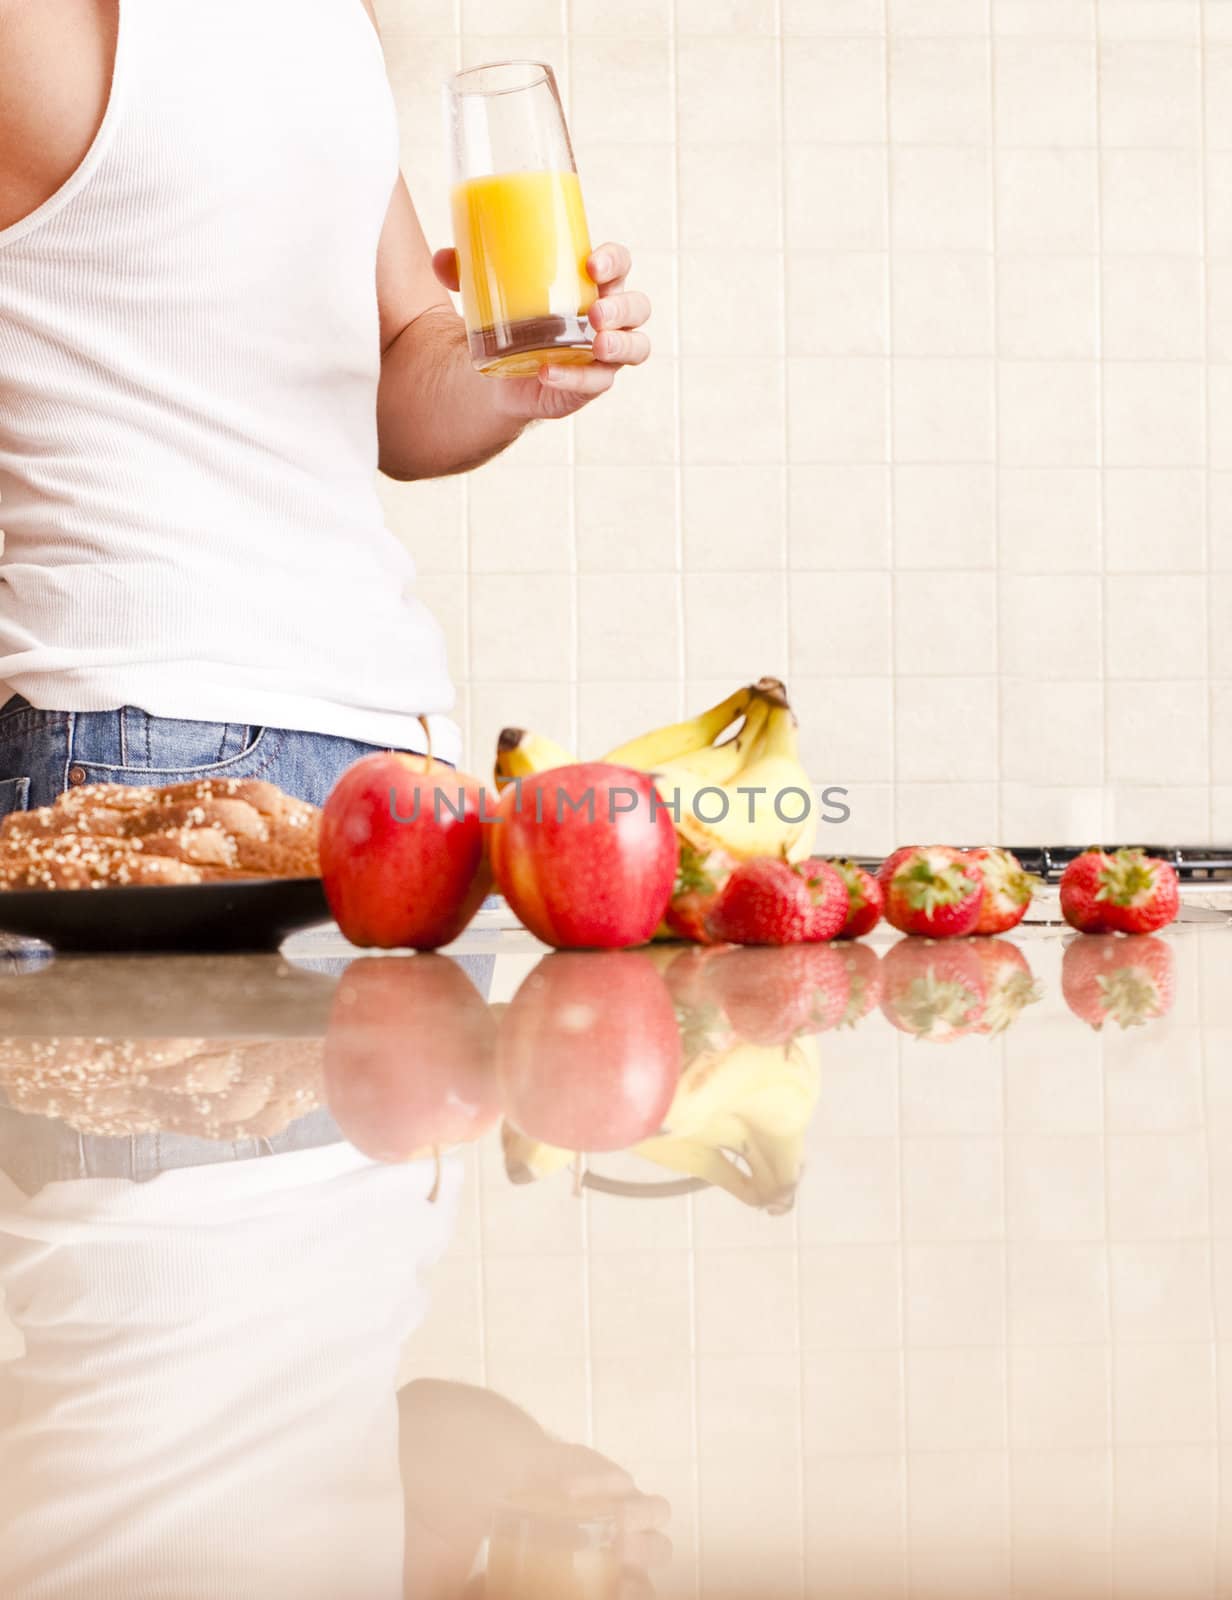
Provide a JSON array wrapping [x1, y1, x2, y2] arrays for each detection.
[[0, 779, 320, 890], [0, 1035, 326, 1140]]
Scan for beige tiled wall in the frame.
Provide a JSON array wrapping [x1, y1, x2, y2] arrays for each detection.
[[376, 0, 1232, 853]]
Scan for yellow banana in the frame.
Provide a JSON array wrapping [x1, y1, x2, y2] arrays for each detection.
[[601, 683, 755, 771], [493, 727, 576, 790], [656, 695, 819, 864], [653, 693, 770, 787]]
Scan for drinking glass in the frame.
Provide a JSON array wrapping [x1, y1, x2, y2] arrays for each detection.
[[486, 1497, 621, 1599], [445, 61, 597, 377]]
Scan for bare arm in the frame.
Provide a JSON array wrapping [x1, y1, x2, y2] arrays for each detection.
[[374, 178, 529, 481], [362, 1, 651, 483]]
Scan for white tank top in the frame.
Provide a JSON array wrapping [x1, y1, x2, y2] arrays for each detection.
[[0, 0, 461, 762], [0, 1145, 463, 1598]]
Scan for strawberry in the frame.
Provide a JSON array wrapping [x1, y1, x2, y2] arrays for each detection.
[[706, 944, 851, 1043], [1058, 849, 1114, 933], [876, 845, 917, 893], [831, 859, 884, 939], [1060, 847, 1180, 935], [1062, 933, 1175, 1030], [880, 938, 986, 1042], [1100, 849, 1180, 935], [881, 845, 984, 939], [662, 839, 736, 944], [707, 856, 849, 946], [966, 846, 1035, 936], [972, 938, 1042, 1035], [837, 941, 883, 1027]]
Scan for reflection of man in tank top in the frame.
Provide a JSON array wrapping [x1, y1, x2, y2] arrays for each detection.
[[0, 0, 651, 806], [0, 1136, 669, 1598]]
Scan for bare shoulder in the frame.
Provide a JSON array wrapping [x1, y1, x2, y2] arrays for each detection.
[[0, 0, 117, 233], [358, 0, 382, 38]]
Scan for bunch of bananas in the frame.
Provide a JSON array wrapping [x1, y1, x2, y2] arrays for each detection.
[[495, 678, 819, 939], [501, 1022, 820, 1212]]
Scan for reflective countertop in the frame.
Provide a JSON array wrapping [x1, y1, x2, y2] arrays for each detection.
[[1, 897, 1231, 1599]]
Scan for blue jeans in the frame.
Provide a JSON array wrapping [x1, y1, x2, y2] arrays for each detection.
[[0, 695, 394, 819]]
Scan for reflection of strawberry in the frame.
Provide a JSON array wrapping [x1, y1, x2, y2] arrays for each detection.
[[653, 946, 736, 1060], [832, 859, 884, 939], [708, 856, 849, 946], [967, 847, 1034, 936], [1060, 848, 1179, 935], [1062, 934, 1176, 1030], [836, 941, 883, 1027], [707, 944, 851, 1043], [880, 939, 987, 1042], [972, 939, 1042, 1034], [882, 846, 984, 939]]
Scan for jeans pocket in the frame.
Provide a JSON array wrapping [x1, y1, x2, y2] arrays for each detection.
[[85, 713, 273, 778], [0, 777, 30, 819]]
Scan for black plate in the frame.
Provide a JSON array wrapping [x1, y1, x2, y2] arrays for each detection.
[[0, 877, 332, 954]]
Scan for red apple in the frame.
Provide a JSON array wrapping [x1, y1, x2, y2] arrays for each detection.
[[498, 951, 683, 1151], [321, 751, 492, 950], [324, 955, 501, 1161], [486, 763, 678, 950]]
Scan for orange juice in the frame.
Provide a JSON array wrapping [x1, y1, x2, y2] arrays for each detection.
[[452, 169, 597, 376]]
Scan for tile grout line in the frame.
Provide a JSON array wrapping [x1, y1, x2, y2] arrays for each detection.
[[1198, 7, 1222, 1574], [666, 16, 700, 1585], [882, 0, 900, 854], [671, 0, 686, 720], [564, 6, 581, 755], [453, 6, 476, 762], [1201, 0, 1217, 849], [775, 4, 807, 1594], [987, 0, 1003, 841], [881, 4, 910, 1580], [777, 0, 791, 715], [1093, 0, 1112, 841]]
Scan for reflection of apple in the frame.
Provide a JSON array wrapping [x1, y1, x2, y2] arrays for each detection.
[[321, 752, 491, 950], [487, 765, 677, 949], [880, 938, 986, 1042], [324, 955, 500, 1162], [1062, 933, 1175, 1031], [704, 945, 853, 1044], [498, 951, 682, 1151]]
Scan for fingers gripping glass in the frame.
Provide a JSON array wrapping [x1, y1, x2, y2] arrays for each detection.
[[445, 61, 597, 377]]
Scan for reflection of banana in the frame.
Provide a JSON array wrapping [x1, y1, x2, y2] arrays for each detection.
[[662, 1036, 820, 1140], [647, 1032, 819, 1209], [601, 683, 756, 770], [494, 727, 577, 789], [499, 1033, 820, 1213], [501, 1120, 576, 1184]]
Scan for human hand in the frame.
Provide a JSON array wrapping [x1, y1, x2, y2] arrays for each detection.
[[486, 1440, 671, 1599], [432, 243, 652, 421]]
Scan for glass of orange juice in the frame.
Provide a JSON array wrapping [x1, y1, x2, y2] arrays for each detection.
[[445, 61, 597, 377]]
